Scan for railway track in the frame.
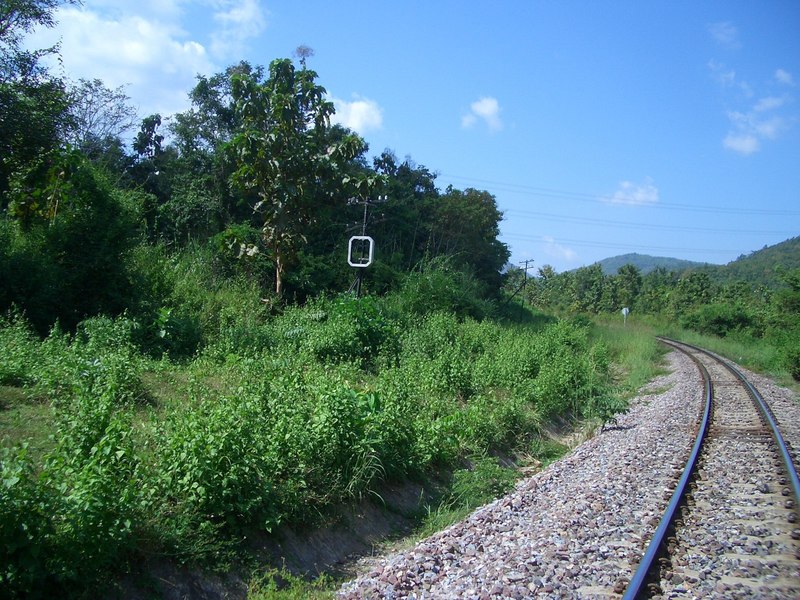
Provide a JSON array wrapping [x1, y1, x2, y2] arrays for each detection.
[[625, 338, 800, 599]]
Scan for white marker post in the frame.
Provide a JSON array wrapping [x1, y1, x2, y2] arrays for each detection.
[[348, 236, 374, 268], [622, 307, 630, 327]]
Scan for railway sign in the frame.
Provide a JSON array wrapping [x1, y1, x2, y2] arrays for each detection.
[[348, 235, 374, 268], [622, 306, 630, 326]]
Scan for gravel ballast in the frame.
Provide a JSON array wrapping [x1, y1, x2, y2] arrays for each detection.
[[338, 350, 800, 599]]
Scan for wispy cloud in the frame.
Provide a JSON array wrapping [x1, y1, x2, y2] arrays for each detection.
[[722, 133, 759, 155], [723, 102, 791, 156], [709, 21, 740, 49], [462, 97, 503, 132], [27, 5, 214, 117], [331, 95, 383, 134], [775, 68, 795, 86], [603, 178, 659, 206], [209, 0, 268, 59], [707, 59, 753, 96], [707, 33, 795, 155], [542, 236, 577, 261]]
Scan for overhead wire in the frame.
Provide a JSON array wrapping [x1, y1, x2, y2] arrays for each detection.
[[502, 233, 739, 255], [439, 173, 800, 217], [503, 208, 796, 236]]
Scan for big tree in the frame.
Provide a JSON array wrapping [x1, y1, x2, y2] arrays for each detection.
[[227, 58, 364, 297], [0, 0, 76, 198]]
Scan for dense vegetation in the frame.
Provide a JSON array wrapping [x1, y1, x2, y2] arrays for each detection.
[[594, 253, 710, 276], [509, 241, 800, 380], [0, 3, 796, 597], [0, 268, 629, 596], [0, 3, 626, 596]]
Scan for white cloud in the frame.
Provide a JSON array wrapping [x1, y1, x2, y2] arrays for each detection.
[[723, 133, 759, 155], [709, 21, 740, 49], [462, 96, 503, 132], [776, 68, 795, 86], [23, 1, 267, 119], [708, 48, 795, 156], [754, 96, 785, 112], [604, 178, 659, 206], [708, 60, 737, 87], [330, 95, 383, 134], [723, 101, 790, 155], [542, 236, 577, 261], [209, 0, 268, 59], [26, 4, 216, 118]]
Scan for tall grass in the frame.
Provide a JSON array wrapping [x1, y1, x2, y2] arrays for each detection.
[[591, 316, 667, 397], [0, 261, 627, 597]]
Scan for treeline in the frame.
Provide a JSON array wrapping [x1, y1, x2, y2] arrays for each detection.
[[1, 1, 509, 341], [509, 262, 800, 378]]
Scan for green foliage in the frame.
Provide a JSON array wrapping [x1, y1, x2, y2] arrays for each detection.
[[151, 391, 276, 556], [248, 567, 334, 600], [274, 295, 397, 368], [387, 257, 497, 321], [0, 310, 39, 386], [228, 58, 365, 296], [2, 150, 139, 334], [0, 340, 139, 596], [0, 444, 53, 596], [681, 302, 760, 338], [450, 456, 517, 508]]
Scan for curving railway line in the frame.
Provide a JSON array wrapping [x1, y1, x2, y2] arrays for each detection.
[[625, 338, 800, 599], [339, 339, 800, 599]]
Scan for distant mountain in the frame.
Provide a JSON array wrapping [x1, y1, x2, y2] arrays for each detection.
[[594, 253, 711, 275], [592, 237, 800, 288], [711, 236, 800, 287]]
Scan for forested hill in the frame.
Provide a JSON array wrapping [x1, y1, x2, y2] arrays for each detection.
[[592, 237, 799, 288], [710, 236, 800, 287], [595, 253, 711, 275]]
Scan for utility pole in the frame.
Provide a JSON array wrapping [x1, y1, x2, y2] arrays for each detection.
[[520, 259, 534, 306], [347, 193, 386, 297], [504, 259, 534, 305]]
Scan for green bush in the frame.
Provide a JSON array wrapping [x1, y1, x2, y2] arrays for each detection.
[[152, 392, 277, 553], [387, 258, 496, 321], [3, 151, 139, 334], [0, 445, 54, 596], [271, 295, 396, 368], [681, 302, 760, 338], [1, 407, 140, 596], [450, 456, 516, 508], [0, 311, 39, 386]]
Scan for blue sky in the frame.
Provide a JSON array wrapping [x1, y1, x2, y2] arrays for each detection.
[[29, 0, 800, 272]]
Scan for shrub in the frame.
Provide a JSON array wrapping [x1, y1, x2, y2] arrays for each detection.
[[151, 392, 276, 548], [0, 311, 39, 386], [387, 257, 496, 321], [681, 302, 760, 338], [0, 445, 54, 596]]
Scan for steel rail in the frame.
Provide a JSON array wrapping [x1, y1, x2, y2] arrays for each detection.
[[688, 342, 800, 511], [624, 337, 800, 598], [622, 338, 712, 599]]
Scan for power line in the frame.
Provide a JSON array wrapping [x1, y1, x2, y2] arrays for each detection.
[[503, 233, 739, 255], [440, 173, 800, 217], [503, 208, 797, 236]]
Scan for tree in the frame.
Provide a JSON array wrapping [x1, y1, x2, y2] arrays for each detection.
[[228, 58, 364, 297], [0, 0, 76, 198], [669, 271, 714, 317], [65, 78, 138, 153], [370, 151, 439, 271], [2, 149, 138, 332], [431, 186, 509, 291], [616, 264, 642, 309], [571, 264, 605, 313]]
